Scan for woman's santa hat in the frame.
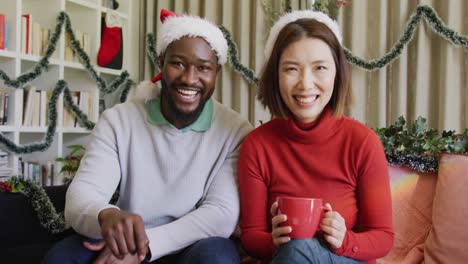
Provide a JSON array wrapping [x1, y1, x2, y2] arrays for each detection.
[[264, 9, 342, 60], [134, 9, 228, 101]]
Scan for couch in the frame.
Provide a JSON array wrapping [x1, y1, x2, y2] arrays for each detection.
[[378, 153, 468, 264], [2, 154, 467, 264], [0, 185, 74, 264]]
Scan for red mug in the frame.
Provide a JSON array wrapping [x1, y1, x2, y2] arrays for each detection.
[[277, 197, 326, 239]]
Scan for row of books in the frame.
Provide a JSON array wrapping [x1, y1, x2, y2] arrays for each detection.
[[22, 86, 97, 128], [0, 14, 9, 50], [65, 30, 91, 62], [0, 91, 10, 125], [64, 91, 97, 127], [22, 86, 49, 127], [18, 158, 58, 186], [0, 150, 11, 177], [21, 14, 51, 56]]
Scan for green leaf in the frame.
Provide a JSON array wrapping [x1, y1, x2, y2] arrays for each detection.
[[395, 116, 406, 128], [59, 165, 75, 173], [413, 116, 427, 135], [67, 144, 85, 150]]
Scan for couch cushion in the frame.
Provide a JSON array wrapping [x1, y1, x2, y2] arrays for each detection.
[[0, 184, 69, 248], [378, 165, 437, 264], [424, 154, 468, 263]]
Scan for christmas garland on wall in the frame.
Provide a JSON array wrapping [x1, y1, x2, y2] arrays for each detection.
[[0, 12, 134, 154], [345, 5, 468, 71], [221, 4, 468, 78]]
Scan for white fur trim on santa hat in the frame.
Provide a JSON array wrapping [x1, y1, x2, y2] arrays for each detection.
[[264, 10, 342, 59], [156, 15, 228, 65], [133, 80, 160, 102]]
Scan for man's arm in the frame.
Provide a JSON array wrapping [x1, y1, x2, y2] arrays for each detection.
[[65, 110, 121, 238]]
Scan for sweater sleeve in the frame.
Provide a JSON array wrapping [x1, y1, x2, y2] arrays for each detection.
[[65, 110, 121, 239], [146, 122, 252, 261], [238, 135, 277, 260], [332, 132, 394, 260]]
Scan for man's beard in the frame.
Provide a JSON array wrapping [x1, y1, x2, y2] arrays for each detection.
[[160, 84, 207, 124]]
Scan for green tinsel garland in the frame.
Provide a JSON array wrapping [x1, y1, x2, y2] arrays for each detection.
[[146, 33, 160, 71], [386, 154, 437, 173], [17, 177, 67, 234], [345, 5, 468, 71], [220, 27, 259, 85], [0, 12, 135, 154]]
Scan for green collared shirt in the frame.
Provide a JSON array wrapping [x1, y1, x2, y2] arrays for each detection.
[[147, 96, 213, 132]]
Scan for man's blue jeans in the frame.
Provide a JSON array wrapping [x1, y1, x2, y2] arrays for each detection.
[[271, 238, 363, 264], [43, 234, 240, 264]]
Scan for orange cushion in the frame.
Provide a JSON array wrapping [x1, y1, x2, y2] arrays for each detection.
[[424, 154, 468, 263], [378, 165, 437, 264]]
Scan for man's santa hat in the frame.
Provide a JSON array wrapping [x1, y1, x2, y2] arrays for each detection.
[[134, 9, 228, 101]]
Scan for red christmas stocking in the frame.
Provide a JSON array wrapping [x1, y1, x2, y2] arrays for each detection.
[[97, 12, 123, 69]]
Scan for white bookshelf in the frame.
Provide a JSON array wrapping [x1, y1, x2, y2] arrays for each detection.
[[0, 0, 135, 181]]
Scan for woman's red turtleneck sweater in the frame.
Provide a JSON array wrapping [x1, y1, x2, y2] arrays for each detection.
[[238, 108, 393, 263]]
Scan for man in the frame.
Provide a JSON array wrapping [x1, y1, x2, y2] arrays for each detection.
[[44, 9, 252, 264]]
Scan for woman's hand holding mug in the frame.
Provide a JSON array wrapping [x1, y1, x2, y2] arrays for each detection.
[[320, 203, 347, 249], [270, 201, 292, 247]]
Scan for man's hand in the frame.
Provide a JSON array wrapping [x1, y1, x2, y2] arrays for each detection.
[[98, 208, 149, 261], [83, 241, 141, 264]]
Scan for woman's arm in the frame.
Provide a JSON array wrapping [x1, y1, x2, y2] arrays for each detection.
[[332, 132, 394, 260], [238, 135, 277, 260]]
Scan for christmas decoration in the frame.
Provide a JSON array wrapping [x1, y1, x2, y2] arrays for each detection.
[[0, 177, 24, 193], [0, 12, 135, 154], [345, 5, 468, 71], [374, 116, 468, 173], [97, 12, 123, 69]]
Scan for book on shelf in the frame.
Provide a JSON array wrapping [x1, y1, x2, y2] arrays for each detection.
[[41, 27, 50, 56], [23, 85, 36, 126], [78, 91, 89, 127], [21, 14, 32, 54], [30, 90, 41, 127], [64, 32, 74, 61], [0, 14, 5, 50], [82, 32, 90, 59], [0, 151, 10, 177], [22, 87, 49, 127], [18, 159, 56, 186], [5, 21, 8, 50], [0, 92, 4, 124], [32, 22, 42, 56], [63, 91, 79, 127], [40, 91, 48, 127], [64, 30, 91, 62], [3, 92, 9, 125]]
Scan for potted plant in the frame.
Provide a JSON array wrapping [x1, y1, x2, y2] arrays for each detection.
[[55, 144, 86, 184]]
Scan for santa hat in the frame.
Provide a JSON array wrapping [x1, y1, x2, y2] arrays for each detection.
[[134, 9, 228, 102], [264, 10, 342, 60]]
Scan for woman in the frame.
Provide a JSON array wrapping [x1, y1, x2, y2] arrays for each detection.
[[238, 10, 393, 264]]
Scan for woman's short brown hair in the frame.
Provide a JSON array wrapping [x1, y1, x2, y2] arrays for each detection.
[[258, 18, 351, 119]]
